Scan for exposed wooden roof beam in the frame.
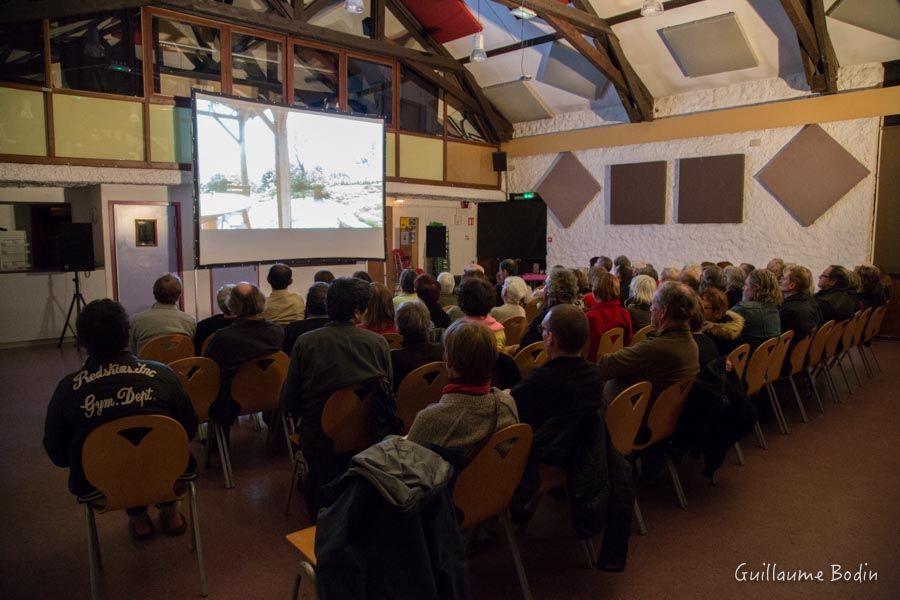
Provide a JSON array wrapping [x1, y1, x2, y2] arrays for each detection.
[[301, 0, 339, 21], [458, 32, 563, 65], [398, 59, 484, 115], [491, 0, 612, 37], [0, 0, 152, 23], [263, 0, 292, 20], [780, 0, 838, 93]]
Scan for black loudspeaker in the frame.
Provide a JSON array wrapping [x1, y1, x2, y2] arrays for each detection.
[[425, 225, 447, 258], [492, 151, 508, 172], [58, 223, 95, 271]]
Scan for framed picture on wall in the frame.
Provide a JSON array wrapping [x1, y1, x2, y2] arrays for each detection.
[[135, 219, 158, 247]]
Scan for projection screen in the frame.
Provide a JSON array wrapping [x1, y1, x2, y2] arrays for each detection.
[[192, 91, 385, 267]]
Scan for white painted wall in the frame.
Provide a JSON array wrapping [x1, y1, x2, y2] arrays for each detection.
[[389, 198, 479, 275]]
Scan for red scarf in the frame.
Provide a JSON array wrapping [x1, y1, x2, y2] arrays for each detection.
[[442, 379, 491, 396]]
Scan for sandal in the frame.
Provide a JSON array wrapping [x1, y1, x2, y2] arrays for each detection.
[[159, 508, 187, 536], [129, 514, 155, 542]]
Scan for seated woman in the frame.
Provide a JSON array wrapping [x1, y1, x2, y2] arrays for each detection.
[[625, 274, 655, 332], [393, 269, 418, 307], [457, 277, 506, 350], [731, 269, 781, 349], [437, 271, 457, 307], [855, 264, 887, 309], [585, 272, 633, 362], [391, 301, 445, 392], [358, 282, 398, 335], [490, 276, 528, 323], [724, 266, 745, 308], [414, 273, 451, 329], [699, 287, 745, 356], [406, 319, 519, 464]]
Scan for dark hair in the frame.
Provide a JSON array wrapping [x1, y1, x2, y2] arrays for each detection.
[[314, 270, 335, 283], [227, 283, 266, 317], [546, 267, 579, 307], [614, 255, 631, 269], [699, 265, 725, 293], [352, 270, 373, 283], [267, 263, 292, 290], [699, 287, 729, 319], [739, 263, 756, 277], [545, 304, 588, 354], [499, 259, 517, 276], [153, 274, 182, 304], [399, 269, 417, 294], [414, 274, 441, 305], [598, 256, 613, 272], [305, 282, 329, 317], [854, 265, 881, 295], [826, 265, 850, 287], [635, 264, 658, 281], [326, 277, 372, 322], [656, 282, 697, 323], [617, 264, 634, 289], [363, 282, 395, 329], [589, 256, 600, 267], [78, 299, 130, 360], [678, 270, 700, 292], [457, 277, 495, 318]]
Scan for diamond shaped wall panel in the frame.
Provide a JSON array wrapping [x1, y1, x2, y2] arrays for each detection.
[[677, 154, 745, 223], [609, 161, 667, 225], [535, 152, 601, 228]]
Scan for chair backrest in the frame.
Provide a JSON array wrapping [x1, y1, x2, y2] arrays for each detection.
[[82, 415, 189, 511], [322, 385, 374, 455], [841, 312, 861, 349], [200, 334, 214, 356], [766, 330, 795, 381], [501, 315, 526, 347], [726, 344, 751, 380], [851, 308, 872, 347], [744, 337, 778, 396], [863, 306, 886, 343], [524, 297, 542, 324], [452, 424, 533, 529], [230, 351, 290, 415], [396, 361, 448, 434], [629, 325, 654, 346], [514, 341, 548, 378], [640, 379, 694, 448], [444, 304, 457, 314], [169, 357, 220, 423], [138, 334, 194, 364], [603, 381, 652, 455], [806, 320, 835, 367], [824, 320, 848, 359], [595, 327, 625, 363], [787, 333, 813, 376], [383, 332, 402, 350]]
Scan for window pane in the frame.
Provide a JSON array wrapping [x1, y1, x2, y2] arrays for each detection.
[[0, 20, 45, 86], [399, 66, 441, 136], [347, 57, 392, 123], [232, 33, 282, 103], [445, 94, 487, 143], [49, 10, 143, 96], [153, 17, 221, 97], [292, 45, 339, 110]]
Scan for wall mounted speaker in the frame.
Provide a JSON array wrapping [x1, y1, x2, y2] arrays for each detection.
[[492, 151, 508, 172]]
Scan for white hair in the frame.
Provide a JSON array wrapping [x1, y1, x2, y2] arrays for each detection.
[[502, 276, 529, 305], [629, 275, 656, 305], [437, 272, 455, 295]]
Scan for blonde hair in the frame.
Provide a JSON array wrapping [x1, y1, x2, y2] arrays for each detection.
[[746, 269, 782, 305], [363, 283, 395, 328], [629, 274, 656, 305], [443, 319, 498, 381]]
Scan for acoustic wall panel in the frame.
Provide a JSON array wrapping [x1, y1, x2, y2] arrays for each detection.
[[446, 141, 497, 186], [398, 133, 443, 181], [0, 87, 47, 156], [483, 80, 554, 123], [609, 161, 667, 225], [756, 125, 870, 226], [659, 13, 759, 78], [536, 42, 605, 101], [535, 152, 601, 228], [677, 154, 745, 223], [53, 94, 144, 161], [828, 0, 900, 41]]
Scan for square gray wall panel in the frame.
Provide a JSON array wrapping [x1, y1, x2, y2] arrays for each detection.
[[678, 154, 745, 223], [536, 42, 605, 101], [609, 161, 667, 225], [828, 0, 900, 40], [483, 80, 554, 123], [536, 152, 601, 228], [659, 12, 759, 78]]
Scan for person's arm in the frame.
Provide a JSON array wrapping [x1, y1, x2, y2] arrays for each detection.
[[596, 343, 649, 379], [43, 380, 73, 468], [510, 371, 542, 428]]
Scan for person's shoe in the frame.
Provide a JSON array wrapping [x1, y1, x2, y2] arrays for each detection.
[[129, 513, 154, 542], [159, 507, 187, 536]]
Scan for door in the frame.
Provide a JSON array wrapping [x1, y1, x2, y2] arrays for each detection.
[[111, 202, 181, 316]]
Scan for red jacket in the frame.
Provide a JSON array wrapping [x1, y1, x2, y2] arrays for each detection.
[[585, 300, 633, 362]]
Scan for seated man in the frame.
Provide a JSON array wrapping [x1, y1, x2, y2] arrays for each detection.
[[391, 301, 445, 392], [815, 265, 859, 323], [44, 299, 198, 541], [597, 282, 699, 405], [281, 277, 392, 514], [282, 282, 330, 354], [262, 263, 306, 325], [779, 264, 821, 340], [130, 273, 196, 354], [204, 283, 284, 427], [195, 284, 235, 354]]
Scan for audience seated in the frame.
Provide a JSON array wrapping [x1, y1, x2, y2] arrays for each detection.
[[659, 266, 679, 283], [678, 269, 701, 292], [352, 270, 373, 283], [195, 284, 235, 353], [406, 320, 518, 464], [699, 288, 745, 356], [520, 267, 579, 348], [456, 277, 507, 350], [130, 274, 197, 354], [732, 269, 781, 349], [854, 264, 887, 310], [739, 263, 756, 277], [573, 269, 590, 308], [204, 283, 284, 428], [414, 274, 451, 329], [699, 265, 726, 293], [635, 263, 658, 282], [596, 282, 699, 404], [390, 301, 444, 392], [262, 264, 305, 325], [437, 271, 457, 307], [615, 263, 635, 305], [585, 272, 633, 362], [490, 275, 528, 323], [597, 256, 613, 272], [767, 258, 785, 281], [44, 299, 197, 541], [281, 277, 392, 514], [689, 297, 719, 370], [582, 264, 608, 309], [282, 282, 330, 353], [778, 265, 821, 341], [815, 265, 859, 322], [360, 283, 398, 335], [314, 270, 335, 283], [625, 274, 656, 332], [393, 269, 418, 307], [724, 266, 746, 308], [495, 259, 518, 307]]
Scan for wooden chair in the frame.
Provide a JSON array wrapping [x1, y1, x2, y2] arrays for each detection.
[[502, 315, 526, 347], [212, 352, 290, 488], [836, 311, 864, 390], [744, 338, 785, 435], [594, 327, 625, 363], [524, 297, 542, 325], [169, 357, 220, 424], [764, 330, 795, 431], [806, 320, 835, 406], [80, 415, 206, 600], [395, 361, 448, 434], [783, 333, 818, 416], [841, 309, 871, 385], [286, 528, 318, 600], [137, 334, 194, 364], [629, 325, 653, 346], [453, 424, 534, 600], [823, 320, 850, 402], [725, 344, 753, 461], [382, 332, 402, 350], [633, 379, 694, 508], [443, 304, 457, 314], [514, 341, 548, 378], [603, 381, 652, 534], [859, 305, 887, 375]]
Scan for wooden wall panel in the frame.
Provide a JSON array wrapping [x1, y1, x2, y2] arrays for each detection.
[[53, 95, 144, 161], [0, 87, 47, 156], [398, 133, 442, 181], [446, 141, 496, 186]]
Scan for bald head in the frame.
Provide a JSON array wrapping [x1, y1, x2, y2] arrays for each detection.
[[543, 304, 589, 357], [227, 282, 266, 318]]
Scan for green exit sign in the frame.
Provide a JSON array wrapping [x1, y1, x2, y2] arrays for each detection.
[[509, 192, 540, 201]]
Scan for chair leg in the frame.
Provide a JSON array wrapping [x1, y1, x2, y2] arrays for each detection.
[[281, 412, 296, 465], [213, 424, 234, 489], [250, 412, 262, 432], [499, 511, 533, 600], [188, 483, 208, 597], [291, 573, 302, 600], [285, 456, 301, 516], [788, 375, 810, 423], [765, 384, 790, 434], [806, 369, 825, 413], [753, 421, 767, 450], [733, 442, 745, 466], [843, 351, 862, 389], [581, 539, 596, 569], [824, 366, 842, 404], [869, 344, 882, 373], [857, 347, 873, 379], [84, 505, 100, 600], [836, 359, 853, 395], [664, 455, 687, 509], [633, 499, 647, 535]]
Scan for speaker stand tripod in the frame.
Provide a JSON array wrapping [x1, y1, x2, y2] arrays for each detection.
[[58, 271, 86, 348]]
